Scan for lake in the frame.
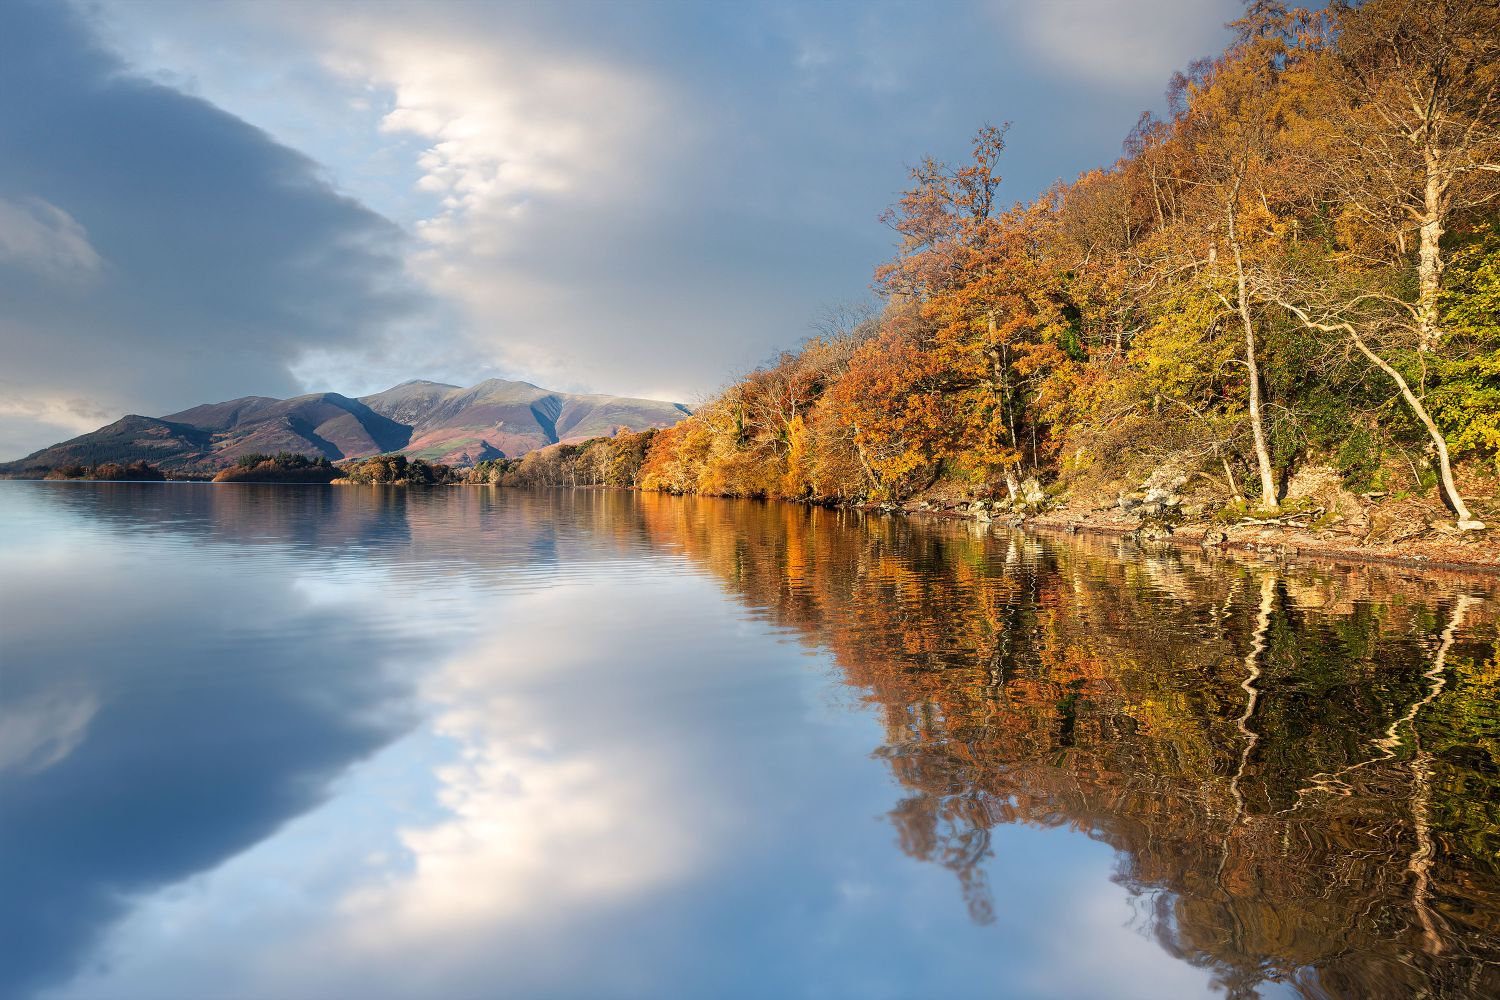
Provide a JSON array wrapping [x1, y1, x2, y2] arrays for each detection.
[[1, 482, 1497, 999]]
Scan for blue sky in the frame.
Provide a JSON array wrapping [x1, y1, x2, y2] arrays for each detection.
[[0, 0, 1238, 457]]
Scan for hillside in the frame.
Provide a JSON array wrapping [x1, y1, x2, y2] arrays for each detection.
[[2, 379, 689, 475], [361, 379, 691, 464]]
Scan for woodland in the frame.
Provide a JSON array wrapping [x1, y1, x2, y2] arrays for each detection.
[[495, 0, 1499, 542]]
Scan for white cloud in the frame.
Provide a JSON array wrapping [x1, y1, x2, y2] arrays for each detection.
[[21, 0, 1239, 448], [0, 387, 117, 457], [0, 196, 102, 278], [306, 12, 697, 394], [1003, 0, 1235, 88], [333, 604, 702, 949]]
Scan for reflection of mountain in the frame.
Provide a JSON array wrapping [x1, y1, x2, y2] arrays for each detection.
[[2, 379, 690, 473], [634, 497, 1500, 998]]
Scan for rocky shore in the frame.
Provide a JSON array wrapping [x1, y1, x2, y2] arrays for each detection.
[[856, 465, 1500, 575]]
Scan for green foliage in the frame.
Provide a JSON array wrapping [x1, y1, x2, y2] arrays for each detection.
[[235, 451, 330, 470], [342, 453, 458, 485], [1334, 426, 1383, 491], [42, 460, 166, 481], [1433, 224, 1500, 464]]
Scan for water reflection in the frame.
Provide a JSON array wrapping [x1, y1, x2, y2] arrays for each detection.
[[1, 484, 1495, 999], [637, 497, 1500, 997]]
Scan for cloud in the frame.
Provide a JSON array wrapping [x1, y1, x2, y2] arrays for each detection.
[[83, 0, 891, 406], [0, 0, 1238, 456], [0, 0, 431, 458], [0, 197, 101, 278], [330, 589, 704, 963], [0, 690, 99, 776], [1002, 0, 1237, 88]]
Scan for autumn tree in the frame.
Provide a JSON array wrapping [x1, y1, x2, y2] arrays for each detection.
[[1269, 0, 1500, 529]]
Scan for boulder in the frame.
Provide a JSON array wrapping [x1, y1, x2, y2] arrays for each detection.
[[1284, 465, 1368, 535]]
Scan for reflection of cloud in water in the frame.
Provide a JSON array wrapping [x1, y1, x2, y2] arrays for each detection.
[[20, 485, 1476, 998], [38, 576, 739, 1000], [0, 537, 416, 1000], [0, 690, 98, 775], [338, 586, 702, 945]]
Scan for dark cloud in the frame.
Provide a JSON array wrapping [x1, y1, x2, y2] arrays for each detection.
[[0, 0, 428, 457], [0, 0, 1237, 456]]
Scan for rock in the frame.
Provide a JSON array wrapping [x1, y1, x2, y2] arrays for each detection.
[[1133, 522, 1174, 542], [1143, 486, 1179, 506], [1020, 477, 1046, 506], [1285, 465, 1368, 535], [1118, 493, 1145, 513], [1201, 527, 1228, 547], [1140, 466, 1188, 504], [1365, 508, 1405, 544]]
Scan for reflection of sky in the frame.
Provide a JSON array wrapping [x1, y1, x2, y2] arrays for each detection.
[[3, 484, 1217, 999]]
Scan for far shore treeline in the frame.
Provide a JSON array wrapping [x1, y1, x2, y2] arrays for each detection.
[[14, 1, 1499, 536]]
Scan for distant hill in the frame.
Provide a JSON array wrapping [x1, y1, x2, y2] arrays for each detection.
[[2, 379, 690, 475]]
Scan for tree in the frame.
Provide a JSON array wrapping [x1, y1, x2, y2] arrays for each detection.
[[1169, 6, 1318, 509], [1269, 0, 1500, 528], [1326, 0, 1500, 352]]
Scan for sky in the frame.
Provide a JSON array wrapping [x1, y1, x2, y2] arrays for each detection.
[[0, 0, 1239, 459]]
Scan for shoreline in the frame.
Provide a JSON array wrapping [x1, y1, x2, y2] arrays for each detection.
[[882, 500, 1500, 578], [9, 476, 1499, 577]]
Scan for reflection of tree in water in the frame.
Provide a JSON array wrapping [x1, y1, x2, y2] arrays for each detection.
[[637, 495, 1500, 998]]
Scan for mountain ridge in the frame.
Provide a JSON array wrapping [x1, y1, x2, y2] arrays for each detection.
[[3, 379, 690, 475]]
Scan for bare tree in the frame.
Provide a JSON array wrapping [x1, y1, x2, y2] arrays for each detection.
[[1325, 0, 1500, 351]]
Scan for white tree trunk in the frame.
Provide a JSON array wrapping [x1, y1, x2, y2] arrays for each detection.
[[1346, 330, 1484, 530], [1275, 299, 1484, 531], [1416, 152, 1447, 353], [1227, 197, 1280, 510]]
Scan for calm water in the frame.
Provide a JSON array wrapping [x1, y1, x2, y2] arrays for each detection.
[[2, 483, 1498, 1000]]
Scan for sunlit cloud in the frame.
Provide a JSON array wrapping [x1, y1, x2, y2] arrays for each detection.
[[0, 0, 1237, 457], [0, 1, 428, 458]]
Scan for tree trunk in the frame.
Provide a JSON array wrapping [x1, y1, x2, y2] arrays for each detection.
[[849, 425, 881, 492], [1227, 196, 1279, 510], [1274, 298, 1484, 530], [1347, 329, 1485, 530], [988, 313, 1007, 453], [1416, 151, 1447, 353], [1221, 455, 1244, 505]]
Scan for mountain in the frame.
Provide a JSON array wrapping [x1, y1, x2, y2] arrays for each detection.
[[2, 379, 691, 475], [361, 379, 693, 463]]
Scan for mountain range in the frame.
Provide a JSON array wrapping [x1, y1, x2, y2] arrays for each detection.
[[2, 379, 691, 474]]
